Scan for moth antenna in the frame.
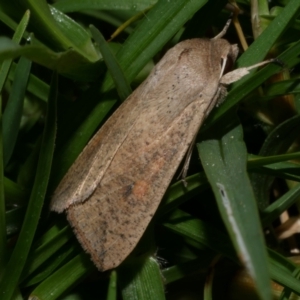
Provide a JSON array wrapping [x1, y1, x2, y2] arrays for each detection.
[[212, 19, 232, 40]]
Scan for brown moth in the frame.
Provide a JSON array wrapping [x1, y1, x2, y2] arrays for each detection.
[[50, 23, 271, 271]]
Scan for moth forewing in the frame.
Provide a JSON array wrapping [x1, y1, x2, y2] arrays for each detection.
[[50, 91, 144, 213], [50, 36, 271, 271]]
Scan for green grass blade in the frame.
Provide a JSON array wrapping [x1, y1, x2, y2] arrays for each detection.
[[162, 257, 213, 284], [248, 153, 300, 168], [0, 7, 30, 270], [205, 0, 300, 127], [261, 183, 300, 226], [264, 78, 300, 99], [158, 172, 209, 217], [8, 64, 50, 102], [0, 73, 57, 300], [22, 244, 79, 287], [236, 0, 300, 69], [90, 25, 132, 100], [20, 225, 73, 282], [0, 38, 101, 81], [251, 115, 300, 209], [53, 0, 157, 12], [2, 56, 31, 166], [106, 270, 117, 300], [0, 10, 30, 93], [164, 210, 237, 260], [108, 0, 208, 87], [0, 92, 5, 272], [119, 257, 165, 300], [250, 161, 300, 182], [198, 120, 272, 300], [164, 209, 300, 296], [22, 0, 98, 60], [29, 252, 94, 300], [268, 250, 300, 297]]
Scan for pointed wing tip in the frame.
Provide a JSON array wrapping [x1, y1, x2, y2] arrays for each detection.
[[49, 193, 69, 213]]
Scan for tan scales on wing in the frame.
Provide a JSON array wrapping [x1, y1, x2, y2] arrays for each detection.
[[64, 39, 232, 270]]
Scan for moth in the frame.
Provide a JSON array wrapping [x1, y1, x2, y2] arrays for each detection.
[[50, 23, 272, 271]]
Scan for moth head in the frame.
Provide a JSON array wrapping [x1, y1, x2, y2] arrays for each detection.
[[213, 39, 239, 78]]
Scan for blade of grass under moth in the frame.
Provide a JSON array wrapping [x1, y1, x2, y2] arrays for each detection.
[[157, 172, 210, 217], [83, 10, 136, 35], [29, 252, 94, 300], [162, 256, 214, 284], [49, 6, 99, 60], [0, 10, 30, 93], [54, 0, 157, 13], [250, 0, 270, 39], [6, 207, 26, 237], [108, 6, 154, 42], [164, 210, 237, 261], [0, 9, 30, 271], [0, 73, 57, 300], [159, 153, 300, 222], [163, 209, 300, 296], [106, 270, 117, 300], [251, 115, 300, 209], [0, 9, 28, 39], [106, 0, 208, 87], [119, 256, 165, 300], [20, 0, 99, 59], [261, 183, 300, 227], [267, 249, 300, 297], [203, 263, 214, 300], [4, 177, 28, 206], [248, 153, 300, 169], [263, 78, 300, 99], [90, 25, 132, 101], [20, 225, 74, 282], [0, 6, 100, 81], [53, 0, 208, 183], [22, 243, 80, 287], [2, 56, 31, 166], [0, 38, 102, 82], [0, 93, 5, 273], [53, 0, 157, 13], [250, 161, 300, 182], [250, 163, 300, 182], [8, 63, 49, 102], [198, 120, 272, 300]]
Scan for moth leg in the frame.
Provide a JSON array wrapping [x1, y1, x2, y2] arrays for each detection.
[[220, 59, 276, 85]]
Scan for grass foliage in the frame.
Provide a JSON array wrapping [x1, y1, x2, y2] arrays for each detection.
[[1, 0, 300, 299]]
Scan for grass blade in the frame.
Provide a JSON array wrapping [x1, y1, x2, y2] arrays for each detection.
[[198, 120, 272, 300], [3, 57, 31, 166], [0, 73, 57, 300]]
